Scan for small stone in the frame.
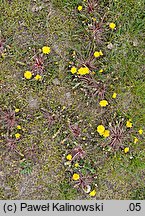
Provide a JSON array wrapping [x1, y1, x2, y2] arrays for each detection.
[[65, 92, 71, 99], [28, 96, 39, 109], [5, 186, 11, 190], [133, 40, 139, 47], [52, 78, 60, 86], [0, 171, 4, 177], [31, 5, 43, 12], [38, 6, 42, 11], [107, 43, 114, 50], [31, 6, 36, 12]]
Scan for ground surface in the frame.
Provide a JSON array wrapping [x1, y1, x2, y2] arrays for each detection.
[[0, 0, 145, 200]]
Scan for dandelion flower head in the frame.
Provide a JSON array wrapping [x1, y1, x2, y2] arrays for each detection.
[[78, 5, 83, 11], [103, 130, 110, 138], [66, 154, 72, 161], [124, 147, 129, 153], [71, 66, 77, 74], [109, 22, 116, 29], [15, 108, 20, 113], [99, 100, 108, 107], [97, 125, 105, 134], [94, 51, 100, 58], [72, 173, 80, 181], [15, 133, 21, 139], [35, 74, 42, 81], [99, 69, 104, 73], [126, 120, 132, 128], [77, 67, 89, 75], [24, 71, 32, 79], [89, 189, 96, 197], [112, 93, 117, 99], [134, 137, 138, 144], [74, 163, 79, 168], [17, 125, 21, 130], [42, 46, 51, 54], [138, 129, 143, 135]]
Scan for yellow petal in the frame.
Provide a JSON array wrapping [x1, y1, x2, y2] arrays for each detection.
[[103, 130, 110, 137], [124, 147, 129, 153], [66, 154, 72, 161], [42, 46, 51, 54], [109, 22, 116, 29], [78, 6, 83, 11], [112, 93, 117, 99], [138, 129, 143, 135], [97, 125, 105, 134], [72, 173, 80, 181], [89, 189, 96, 197]]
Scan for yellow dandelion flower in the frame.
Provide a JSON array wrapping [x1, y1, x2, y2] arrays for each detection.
[[66, 154, 72, 161], [97, 125, 105, 134], [109, 22, 116, 30], [126, 120, 132, 128], [15, 133, 21, 139], [99, 69, 104, 73], [74, 163, 79, 168], [134, 137, 138, 144], [94, 51, 100, 58], [77, 67, 89, 75], [15, 108, 20, 113], [99, 50, 103, 56], [71, 66, 77, 74], [17, 125, 21, 130], [89, 189, 96, 197], [112, 92, 117, 99], [78, 5, 83, 11], [24, 71, 32, 80], [72, 173, 80, 181], [42, 46, 51, 54], [92, 17, 96, 21], [138, 129, 143, 135], [34, 74, 42, 81], [103, 130, 110, 138], [124, 147, 129, 153], [99, 100, 108, 107]]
